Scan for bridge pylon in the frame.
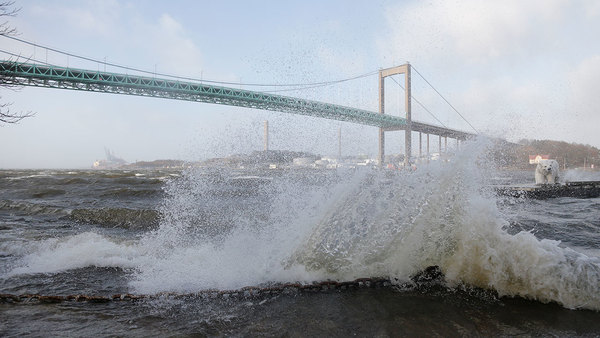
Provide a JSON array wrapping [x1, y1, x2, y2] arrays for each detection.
[[378, 63, 411, 167]]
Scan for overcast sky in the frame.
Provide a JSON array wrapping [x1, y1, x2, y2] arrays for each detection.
[[1, 0, 599, 168]]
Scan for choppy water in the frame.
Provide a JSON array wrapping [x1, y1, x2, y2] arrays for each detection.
[[2, 142, 600, 336]]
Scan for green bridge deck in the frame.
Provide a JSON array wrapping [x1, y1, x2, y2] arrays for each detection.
[[0, 61, 472, 139]]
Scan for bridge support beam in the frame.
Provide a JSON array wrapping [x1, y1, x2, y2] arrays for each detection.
[[444, 136, 447, 154], [405, 65, 412, 166], [378, 128, 385, 166], [264, 120, 269, 151], [338, 127, 342, 161], [378, 69, 385, 166]]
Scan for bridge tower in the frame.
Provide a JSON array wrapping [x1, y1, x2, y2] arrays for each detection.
[[378, 63, 411, 167]]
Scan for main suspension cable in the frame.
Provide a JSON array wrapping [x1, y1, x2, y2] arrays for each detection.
[[388, 75, 448, 128], [1, 35, 379, 89], [264, 70, 378, 93], [412, 65, 479, 134]]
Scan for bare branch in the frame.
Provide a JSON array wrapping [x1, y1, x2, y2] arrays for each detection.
[[0, 101, 35, 124], [0, 1, 35, 124], [0, 1, 19, 37], [0, 1, 19, 16]]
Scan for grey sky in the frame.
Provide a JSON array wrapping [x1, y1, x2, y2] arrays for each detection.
[[1, 0, 599, 168]]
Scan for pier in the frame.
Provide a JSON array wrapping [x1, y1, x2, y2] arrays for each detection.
[[495, 181, 600, 199]]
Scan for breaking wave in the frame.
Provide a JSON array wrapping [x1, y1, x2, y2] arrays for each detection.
[[69, 208, 160, 228], [4, 139, 600, 310], [0, 200, 67, 217], [5, 232, 141, 276]]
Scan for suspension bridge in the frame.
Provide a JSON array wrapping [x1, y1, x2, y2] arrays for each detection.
[[0, 38, 476, 165]]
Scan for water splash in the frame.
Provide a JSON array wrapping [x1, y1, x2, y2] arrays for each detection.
[[4, 138, 600, 310], [131, 137, 600, 309], [5, 232, 140, 276]]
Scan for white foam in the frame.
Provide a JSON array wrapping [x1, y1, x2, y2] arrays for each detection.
[[563, 169, 600, 182], [130, 169, 336, 293], [131, 227, 324, 293], [442, 200, 600, 309], [127, 140, 600, 310], [5, 173, 51, 180]]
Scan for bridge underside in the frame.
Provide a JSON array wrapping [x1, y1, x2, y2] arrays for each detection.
[[0, 61, 473, 142], [383, 122, 469, 140]]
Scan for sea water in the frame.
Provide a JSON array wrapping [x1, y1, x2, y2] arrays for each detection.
[[1, 140, 600, 336]]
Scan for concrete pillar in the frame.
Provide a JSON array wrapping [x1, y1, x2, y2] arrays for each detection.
[[444, 136, 447, 154], [419, 132, 422, 159], [338, 127, 342, 161], [378, 71, 385, 166], [439, 135, 442, 155], [404, 64, 412, 166], [264, 120, 269, 151], [427, 134, 430, 161]]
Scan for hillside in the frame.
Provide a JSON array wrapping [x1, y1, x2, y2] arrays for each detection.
[[492, 139, 600, 170], [198, 150, 319, 168], [120, 160, 186, 169]]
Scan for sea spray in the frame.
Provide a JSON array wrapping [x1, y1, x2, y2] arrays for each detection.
[[443, 197, 600, 309], [288, 140, 482, 281], [130, 137, 600, 309], [131, 167, 344, 292], [131, 141, 485, 292]]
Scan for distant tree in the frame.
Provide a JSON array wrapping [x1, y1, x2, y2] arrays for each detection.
[[512, 139, 600, 169], [0, 1, 34, 124]]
